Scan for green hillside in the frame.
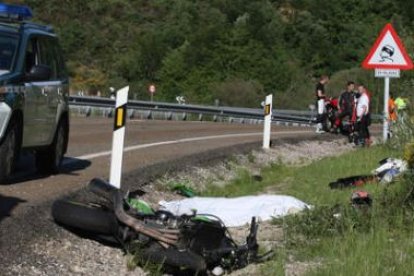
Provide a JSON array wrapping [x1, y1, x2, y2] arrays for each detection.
[[15, 0, 414, 109]]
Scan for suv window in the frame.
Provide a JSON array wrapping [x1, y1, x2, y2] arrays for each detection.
[[50, 40, 67, 79], [39, 37, 58, 80], [48, 38, 67, 79], [24, 37, 40, 74], [0, 33, 18, 75], [24, 35, 63, 81]]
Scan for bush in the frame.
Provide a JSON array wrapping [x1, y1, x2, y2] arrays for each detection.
[[213, 78, 264, 108], [404, 142, 414, 168], [389, 110, 414, 152]]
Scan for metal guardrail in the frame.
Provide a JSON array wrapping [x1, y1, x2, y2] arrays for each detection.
[[69, 96, 314, 124], [69, 96, 383, 124]]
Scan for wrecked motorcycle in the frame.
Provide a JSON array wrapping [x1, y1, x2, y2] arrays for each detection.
[[52, 178, 272, 274]]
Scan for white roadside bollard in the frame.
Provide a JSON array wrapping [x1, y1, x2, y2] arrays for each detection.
[[109, 86, 129, 189], [262, 94, 273, 149]]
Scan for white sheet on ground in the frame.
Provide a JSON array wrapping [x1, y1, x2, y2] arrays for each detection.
[[159, 195, 310, 227]]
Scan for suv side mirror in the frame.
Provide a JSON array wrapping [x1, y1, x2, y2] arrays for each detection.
[[25, 64, 51, 82]]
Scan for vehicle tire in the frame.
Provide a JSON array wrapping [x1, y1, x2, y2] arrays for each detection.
[[0, 121, 19, 183], [140, 242, 207, 273], [52, 199, 118, 235], [36, 119, 67, 174]]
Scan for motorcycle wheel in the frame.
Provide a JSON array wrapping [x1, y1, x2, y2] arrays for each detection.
[[52, 199, 118, 235], [140, 242, 207, 273]]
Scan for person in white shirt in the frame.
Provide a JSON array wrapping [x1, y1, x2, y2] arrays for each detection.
[[355, 85, 371, 146], [315, 75, 329, 133]]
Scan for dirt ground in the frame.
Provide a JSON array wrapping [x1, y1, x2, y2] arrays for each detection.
[[149, 139, 357, 276], [1, 138, 359, 276]]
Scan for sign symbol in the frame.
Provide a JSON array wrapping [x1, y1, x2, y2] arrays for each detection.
[[176, 96, 186, 104], [362, 23, 413, 70], [379, 45, 394, 62]]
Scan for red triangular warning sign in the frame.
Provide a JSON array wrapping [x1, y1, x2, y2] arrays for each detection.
[[362, 23, 413, 70]]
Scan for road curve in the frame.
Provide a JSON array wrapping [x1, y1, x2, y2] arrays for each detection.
[[0, 117, 318, 216]]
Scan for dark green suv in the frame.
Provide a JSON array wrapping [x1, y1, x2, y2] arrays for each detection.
[[0, 4, 69, 182]]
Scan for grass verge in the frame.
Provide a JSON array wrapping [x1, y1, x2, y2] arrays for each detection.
[[202, 145, 414, 275]]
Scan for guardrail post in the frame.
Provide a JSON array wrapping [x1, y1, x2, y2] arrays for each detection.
[[107, 108, 113, 118], [198, 114, 203, 121], [85, 106, 92, 117], [182, 112, 187, 121]]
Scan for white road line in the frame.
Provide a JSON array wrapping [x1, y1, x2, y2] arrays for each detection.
[[69, 130, 312, 162]]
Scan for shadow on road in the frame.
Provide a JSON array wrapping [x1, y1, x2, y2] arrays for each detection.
[[3, 155, 91, 185], [61, 157, 92, 174], [0, 194, 26, 224]]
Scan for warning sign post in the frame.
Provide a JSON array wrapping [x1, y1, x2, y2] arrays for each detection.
[[362, 23, 413, 142]]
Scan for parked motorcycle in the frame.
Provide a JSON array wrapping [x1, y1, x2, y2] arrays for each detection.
[[325, 97, 339, 131], [52, 178, 272, 275], [324, 97, 356, 142]]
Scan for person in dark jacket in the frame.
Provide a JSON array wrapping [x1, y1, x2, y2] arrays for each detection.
[[333, 81, 356, 133]]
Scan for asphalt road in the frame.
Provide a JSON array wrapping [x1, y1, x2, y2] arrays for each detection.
[[0, 117, 318, 218], [0, 116, 377, 270]]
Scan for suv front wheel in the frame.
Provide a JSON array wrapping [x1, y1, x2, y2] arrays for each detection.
[[35, 120, 67, 174], [0, 121, 19, 183]]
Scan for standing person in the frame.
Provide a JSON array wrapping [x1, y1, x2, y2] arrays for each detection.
[[388, 93, 397, 121], [355, 84, 371, 146], [315, 75, 329, 133], [333, 81, 355, 133], [388, 93, 397, 138]]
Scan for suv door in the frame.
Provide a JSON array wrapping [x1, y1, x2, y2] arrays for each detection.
[[37, 36, 61, 145], [23, 35, 60, 147], [23, 36, 48, 146]]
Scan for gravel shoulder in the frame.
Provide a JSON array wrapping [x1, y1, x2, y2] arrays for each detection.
[[0, 134, 356, 275]]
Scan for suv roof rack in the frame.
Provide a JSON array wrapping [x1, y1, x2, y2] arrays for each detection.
[[21, 21, 54, 33]]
